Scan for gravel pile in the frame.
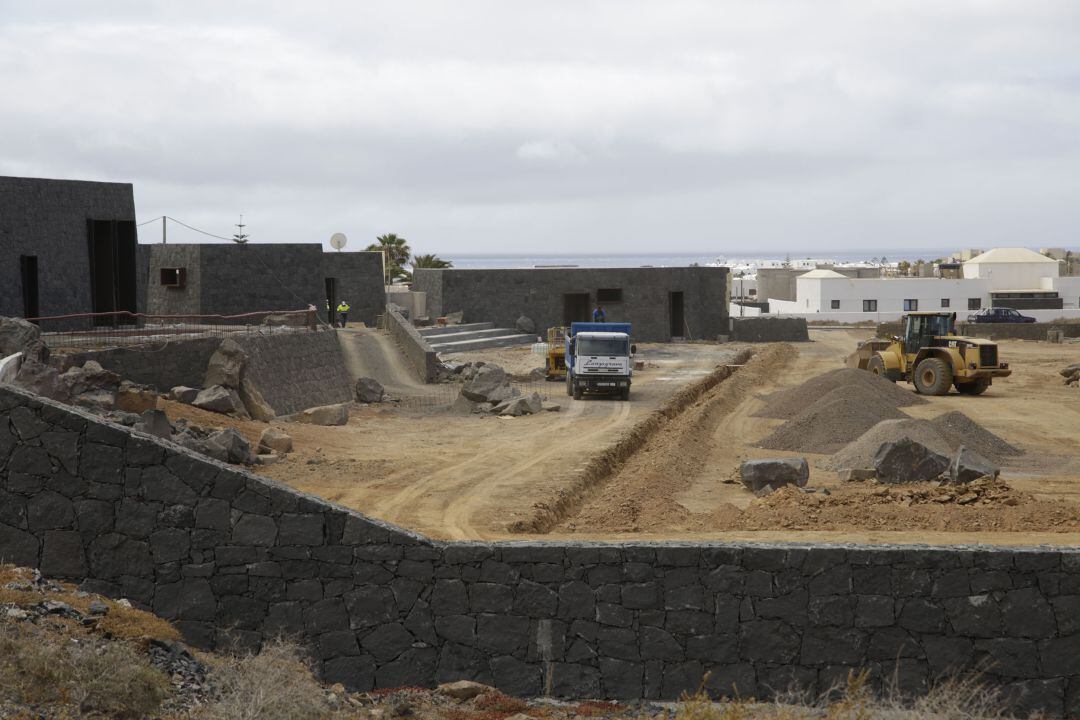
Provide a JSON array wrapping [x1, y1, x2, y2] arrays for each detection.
[[825, 411, 1020, 471], [824, 418, 954, 471], [758, 383, 908, 454], [930, 411, 1022, 460], [756, 368, 925, 419]]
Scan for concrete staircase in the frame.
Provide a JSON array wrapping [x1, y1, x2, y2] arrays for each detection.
[[418, 322, 537, 353]]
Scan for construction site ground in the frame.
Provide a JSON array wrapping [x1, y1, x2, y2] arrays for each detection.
[[162, 328, 1080, 547]]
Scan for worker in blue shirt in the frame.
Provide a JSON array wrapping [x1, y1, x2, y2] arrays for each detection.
[[593, 305, 606, 322]]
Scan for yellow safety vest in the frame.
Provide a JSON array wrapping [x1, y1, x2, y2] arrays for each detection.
[[337, 302, 350, 312]]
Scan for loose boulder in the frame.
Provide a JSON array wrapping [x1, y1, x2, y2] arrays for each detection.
[[193, 385, 248, 416], [169, 386, 200, 404], [948, 446, 1000, 484], [355, 377, 385, 404], [873, 439, 950, 483], [515, 315, 536, 334], [239, 377, 276, 422], [257, 426, 293, 454], [13, 360, 70, 402], [134, 409, 173, 439], [740, 458, 810, 495], [115, 380, 158, 414], [0, 316, 41, 357], [492, 392, 544, 417], [204, 338, 247, 389], [205, 428, 256, 465], [60, 361, 121, 397], [296, 403, 349, 426], [437, 680, 493, 701], [461, 364, 510, 403]]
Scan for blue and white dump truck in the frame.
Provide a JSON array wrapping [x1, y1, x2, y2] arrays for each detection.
[[565, 322, 635, 401]]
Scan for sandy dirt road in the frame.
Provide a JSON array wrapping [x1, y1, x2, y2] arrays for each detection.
[[242, 335, 743, 539]]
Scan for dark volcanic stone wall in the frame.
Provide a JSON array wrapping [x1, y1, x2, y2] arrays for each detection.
[[0, 176, 136, 320], [1, 385, 1079, 717], [731, 317, 810, 342], [412, 267, 729, 343], [385, 305, 439, 383]]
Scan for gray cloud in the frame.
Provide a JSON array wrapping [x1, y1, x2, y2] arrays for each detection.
[[2, 1, 1079, 253]]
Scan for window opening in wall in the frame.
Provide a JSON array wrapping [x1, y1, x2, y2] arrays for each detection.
[[968, 298, 982, 310], [160, 267, 186, 288], [19, 255, 39, 320], [830, 299, 840, 309], [596, 288, 622, 303], [941, 298, 950, 308], [903, 299, 919, 311], [563, 293, 590, 325], [863, 299, 878, 312]]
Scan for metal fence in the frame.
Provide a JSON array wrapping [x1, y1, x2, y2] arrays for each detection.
[[27, 309, 321, 351]]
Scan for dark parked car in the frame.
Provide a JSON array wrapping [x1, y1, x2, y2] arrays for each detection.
[[966, 307, 1037, 323]]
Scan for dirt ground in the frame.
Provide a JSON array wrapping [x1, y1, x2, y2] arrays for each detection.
[[163, 329, 1080, 546]]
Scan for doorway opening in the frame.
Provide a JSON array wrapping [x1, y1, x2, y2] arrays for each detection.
[[563, 293, 590, 325], [325, 278, 338, 326], [19, 255, 39, 321], [87, 219, 138, 325], [669, 291, 685, 339]]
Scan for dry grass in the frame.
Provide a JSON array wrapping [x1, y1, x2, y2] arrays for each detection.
[[193, 639, 337, 720], [673, 671, 1013, 720], [0, 620, 171, 719], [0, 565, 180, 643]]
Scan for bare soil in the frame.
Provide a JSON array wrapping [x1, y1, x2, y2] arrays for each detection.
[[162, 329, 1080, 546]]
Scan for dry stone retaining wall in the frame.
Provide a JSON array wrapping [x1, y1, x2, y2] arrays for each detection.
[[385, 304, 439, 383], [1, 384, 1079, 717], [731, 317, 810, 342]]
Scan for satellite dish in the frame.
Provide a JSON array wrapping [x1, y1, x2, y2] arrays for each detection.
[[330, 233, 348, 251]]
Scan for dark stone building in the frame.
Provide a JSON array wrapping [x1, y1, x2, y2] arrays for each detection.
[[0, 176, 139, 322], [413, 266, 730, 342], [143, 243, 386, 327]]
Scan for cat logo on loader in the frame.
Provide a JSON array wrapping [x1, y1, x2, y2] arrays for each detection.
[[846, 312, 1011, 395]]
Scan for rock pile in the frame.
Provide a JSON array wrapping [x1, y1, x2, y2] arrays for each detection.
[[1063, 363, 1080, 387], [453, 363, 553, 416], [165, 338, 278, 422], [842, 437, 1000, 485]]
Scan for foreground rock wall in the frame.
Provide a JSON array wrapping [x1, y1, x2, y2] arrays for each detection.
[[1, 384, 1078, 717]]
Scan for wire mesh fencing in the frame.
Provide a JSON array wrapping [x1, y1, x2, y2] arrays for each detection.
[[27, 309, 322, 351]]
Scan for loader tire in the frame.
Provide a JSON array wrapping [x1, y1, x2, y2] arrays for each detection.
[[867, 355, 892, 381], [913, 358, 952, 396], [956, 379, 990, 395]]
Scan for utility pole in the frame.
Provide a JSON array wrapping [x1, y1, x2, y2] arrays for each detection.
[[162, 216, 167, 244]]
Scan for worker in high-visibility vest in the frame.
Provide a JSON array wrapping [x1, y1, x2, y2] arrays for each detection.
[[336, 300, 350, 328]]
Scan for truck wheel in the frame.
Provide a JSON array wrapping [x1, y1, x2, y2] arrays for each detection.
[[566, 375, 573, 397], [867, 355, 892, 381], [913, 358, 952, 396], [956, 379, 990, 395], [573, 383, 583, 400], [620, 388, 630, 401]]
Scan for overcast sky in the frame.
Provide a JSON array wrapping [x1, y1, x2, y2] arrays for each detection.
[[2, 1, 1079, 255]]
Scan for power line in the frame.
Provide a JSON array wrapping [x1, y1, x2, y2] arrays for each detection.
[[136, 216, 163, 227], [164, 216, 235, 242]]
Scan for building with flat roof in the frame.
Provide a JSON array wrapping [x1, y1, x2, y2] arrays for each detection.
[[0, 176, 138, 323], [413, 266, 729, 342]]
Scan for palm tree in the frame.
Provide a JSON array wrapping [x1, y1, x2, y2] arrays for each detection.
[[411, 253, 453, 270], [365, 234, 411, 285]]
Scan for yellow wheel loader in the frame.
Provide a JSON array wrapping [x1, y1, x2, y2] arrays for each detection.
[[544, 326, 568, 381], [846, 312, 1011, 396]]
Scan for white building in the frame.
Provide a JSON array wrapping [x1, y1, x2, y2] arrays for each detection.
[[767, 248, 1080, 321]]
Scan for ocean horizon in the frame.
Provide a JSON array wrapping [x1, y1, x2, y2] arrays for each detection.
[[441, 249, 961, 269]]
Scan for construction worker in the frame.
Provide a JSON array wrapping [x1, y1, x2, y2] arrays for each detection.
[[593, 305, 606, 322], [337, 300, 350, 328]]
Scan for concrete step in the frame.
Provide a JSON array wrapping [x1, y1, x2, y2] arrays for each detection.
[[418, 322, 494, 337], [422, 327, 524, 345], [429, 332, 537, 353]]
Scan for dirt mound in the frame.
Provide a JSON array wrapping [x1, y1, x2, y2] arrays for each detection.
[[756, 367, 925, 419], [930, 411, 1022, 460], [825, 411, 1020, 471], [708, 478, 1080, 534], [824, 418, 953, 471], [758, 383, 908, 454]]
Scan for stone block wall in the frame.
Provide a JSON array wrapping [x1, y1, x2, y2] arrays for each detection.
[[731, 317, 810, 342], [1, 384, 1079, 717], [385, 305, 439, 383], [875, 322, 1080, 342], [52, 330, 352, 415]]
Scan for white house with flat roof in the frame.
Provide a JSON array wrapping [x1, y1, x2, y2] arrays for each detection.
[[765, 248, 1080, 321]]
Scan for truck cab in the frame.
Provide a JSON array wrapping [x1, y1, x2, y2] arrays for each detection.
[[565, 322, 634, 400]]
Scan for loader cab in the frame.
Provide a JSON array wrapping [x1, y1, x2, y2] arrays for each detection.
[[903, 312, 956, 353]]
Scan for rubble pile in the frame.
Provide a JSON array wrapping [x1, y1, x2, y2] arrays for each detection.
[[1063, 363, 1080, 387], [452, 362, 556, 417]]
